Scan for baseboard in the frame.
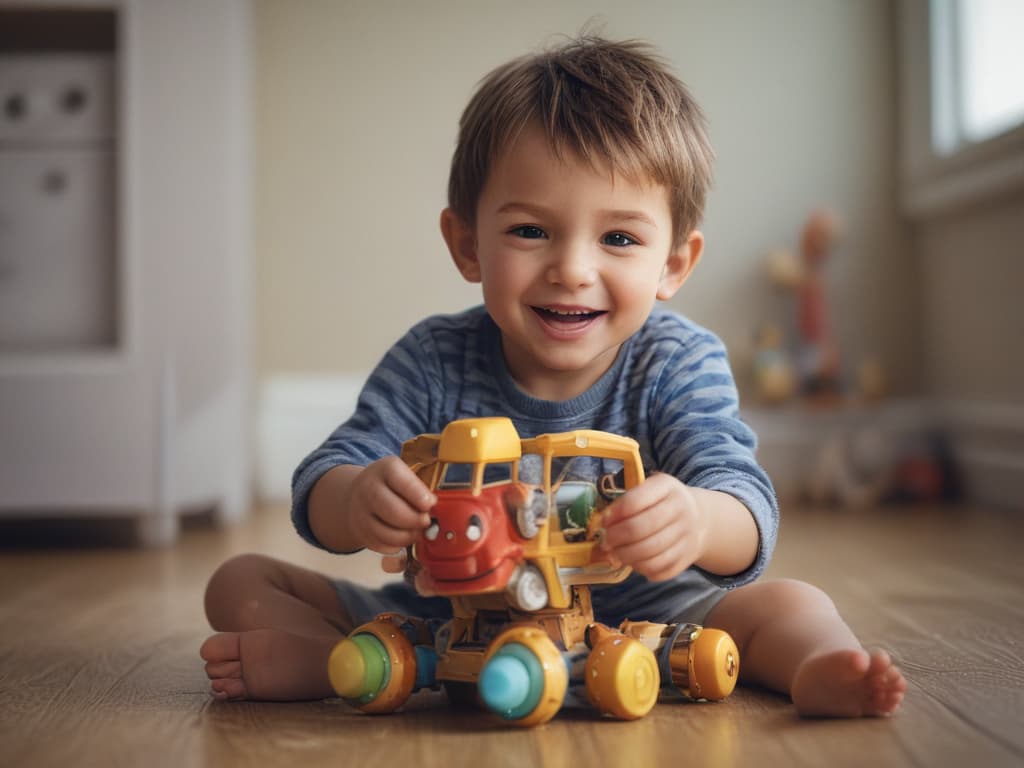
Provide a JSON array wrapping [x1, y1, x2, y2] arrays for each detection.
[[255, 377, 1024, 511], [936, 400, 1024, 510]]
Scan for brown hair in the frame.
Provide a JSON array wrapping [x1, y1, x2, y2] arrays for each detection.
[[447, 35, 714, 247]]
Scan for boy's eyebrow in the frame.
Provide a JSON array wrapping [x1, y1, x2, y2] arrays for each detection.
[[495, 202, 552, 218], [495, 202, 659, 228]]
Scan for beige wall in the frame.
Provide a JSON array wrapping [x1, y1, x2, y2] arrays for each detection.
[[916, 188, 1024, 404], [252, 0, 919, 398]]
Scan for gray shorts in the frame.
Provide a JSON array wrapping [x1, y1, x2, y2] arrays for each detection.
[[332, 568, 727, 630]]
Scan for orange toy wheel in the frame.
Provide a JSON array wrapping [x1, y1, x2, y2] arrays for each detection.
[[688, 628, 739, 701], [327, 618, 418, 714], [585, 634, 659, 720], [478, 626, 568, 727]]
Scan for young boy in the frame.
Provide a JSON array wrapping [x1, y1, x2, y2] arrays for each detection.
[[201, 35, 905, 717]]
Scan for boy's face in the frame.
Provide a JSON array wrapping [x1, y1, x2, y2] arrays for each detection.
[[442, 124, 702, 400]]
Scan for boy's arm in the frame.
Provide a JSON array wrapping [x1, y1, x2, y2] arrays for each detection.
[[635, 324, 778, 586], [689, 486, 759, 576], [290, 315, 453, 553], [307, 465, 365, 553], [307, 460, 435, 555]]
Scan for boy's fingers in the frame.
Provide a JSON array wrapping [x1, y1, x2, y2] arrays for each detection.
[[607, 528, 672, 564], [369, 508, 426, 545], [602, 498, 673, 549], [380, 552, 407, 573], [602, 474, 671, 525], [383, 461, 437, 511]]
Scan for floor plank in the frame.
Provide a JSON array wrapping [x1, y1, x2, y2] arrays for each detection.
[[1, 502, 1022, 767]]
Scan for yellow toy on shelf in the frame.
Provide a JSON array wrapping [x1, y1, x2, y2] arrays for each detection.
[[327, 417, 739, 725]]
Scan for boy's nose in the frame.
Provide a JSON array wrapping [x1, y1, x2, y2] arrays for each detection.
[[546, 242, 597, 288]]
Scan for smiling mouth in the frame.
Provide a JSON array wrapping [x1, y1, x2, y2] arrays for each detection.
[[532, 306, 607, 324]]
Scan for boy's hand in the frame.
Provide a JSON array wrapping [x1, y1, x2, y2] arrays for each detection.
[[346, 457, 436, 554], [599, 473, 707, 582]]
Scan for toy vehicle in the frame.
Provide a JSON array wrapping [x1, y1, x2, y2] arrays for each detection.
[[328, 417, 739, 725]]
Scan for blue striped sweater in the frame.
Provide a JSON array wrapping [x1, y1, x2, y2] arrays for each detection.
[[292, 305, 778, 607]]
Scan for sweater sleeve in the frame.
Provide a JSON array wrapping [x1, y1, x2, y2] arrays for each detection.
[[289, 324, 442, 550], [648, 332, 779, 588]]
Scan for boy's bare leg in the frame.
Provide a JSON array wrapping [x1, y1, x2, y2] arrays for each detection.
[[704, 578, 907, 717], [200, 553, 354, 701]]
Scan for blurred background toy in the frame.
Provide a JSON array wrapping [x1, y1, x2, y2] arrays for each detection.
[[794, 210, 844, 401], [805, 424, 895, 509], [856, 357, 888, 404], [752, 323, 797, 405], [765, 210, 845, 405], [804, 425, 961, 509]]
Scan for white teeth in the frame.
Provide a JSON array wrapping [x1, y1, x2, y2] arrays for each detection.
[[545, 308, 594, 316]]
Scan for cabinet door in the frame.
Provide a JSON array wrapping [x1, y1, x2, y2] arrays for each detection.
[[0, 149, 117, 351]]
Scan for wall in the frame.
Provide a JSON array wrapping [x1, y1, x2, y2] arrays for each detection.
[[252, 0, 916, 392], [914, 189, 1024, 508], [916, 189, 1024, 405], [250, 0, 925, 501], [894, 0, 1024, 511]]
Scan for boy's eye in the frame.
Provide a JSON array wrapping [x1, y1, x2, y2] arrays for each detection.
[[603, 232, 638, 247], [509, 225, 547, 240]]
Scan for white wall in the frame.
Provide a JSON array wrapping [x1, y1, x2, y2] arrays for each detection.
[[916, 189, 1024, 405], [914, 190, 1024, 509], [252, 0, 917, 397]]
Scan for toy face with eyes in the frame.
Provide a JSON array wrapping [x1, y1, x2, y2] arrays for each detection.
[[413, 483, 527, 595]]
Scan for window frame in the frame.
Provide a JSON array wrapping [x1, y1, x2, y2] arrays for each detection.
[[898, 0, 1024, 218]]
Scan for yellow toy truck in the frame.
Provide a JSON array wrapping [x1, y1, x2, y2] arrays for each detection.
[[327, 417, 739, 725]]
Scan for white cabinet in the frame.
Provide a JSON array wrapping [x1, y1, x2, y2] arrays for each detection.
[[0, 0, 251, 544], [0, 54, 117, 350]]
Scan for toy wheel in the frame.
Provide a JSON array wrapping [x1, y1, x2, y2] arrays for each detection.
[[505, 564, 549, 611], [478, 627, 567, 727], [688, 628, 739, 701], [509, 486, 547, 539], [327, 618, 418, 713], [585, 634, 659, 720]]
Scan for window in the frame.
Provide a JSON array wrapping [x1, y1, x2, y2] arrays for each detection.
[[898, 0, 1024, 217], [931, 0, 1024, 154]]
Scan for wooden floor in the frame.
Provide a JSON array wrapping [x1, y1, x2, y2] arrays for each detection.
[[1, 501, 1022, 768]]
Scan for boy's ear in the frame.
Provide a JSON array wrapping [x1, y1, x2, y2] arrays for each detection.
[[656, 230, 704, 301], [440, 208, 481, 283]]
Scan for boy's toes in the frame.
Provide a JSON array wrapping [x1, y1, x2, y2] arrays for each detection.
[[211, 676, 248, 701], [870, 686, 905, 716], [865, 649, 892, 675], [864, 649, 907, 716], [205, 659, 242, 680], [200, 632, 241, 663]]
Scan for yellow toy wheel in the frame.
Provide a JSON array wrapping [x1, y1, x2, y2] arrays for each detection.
[[327, 618, 418, 714], [688, 628, 739, 701], [585, 634, 659, 720], [478, 626, 568, 727]]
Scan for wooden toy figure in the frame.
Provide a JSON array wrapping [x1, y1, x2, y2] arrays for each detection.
[[796, 210, 843, 401]]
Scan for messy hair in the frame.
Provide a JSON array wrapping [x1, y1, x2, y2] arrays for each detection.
[[447, 35, 714, 247]]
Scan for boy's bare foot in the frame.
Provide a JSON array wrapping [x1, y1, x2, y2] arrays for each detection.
[[791, 648, 907, 717], [200, 629, 340, 701]]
